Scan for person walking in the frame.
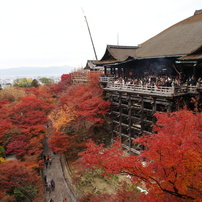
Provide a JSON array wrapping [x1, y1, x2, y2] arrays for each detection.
[[49, 157, 52, 166], [46, 183, 51, 193], [50, 179, 55, 191], [45, 160, 48, 169], [46, 155, 50, 162], [43, 154, 46, 162], [44, 175, 47, 184]]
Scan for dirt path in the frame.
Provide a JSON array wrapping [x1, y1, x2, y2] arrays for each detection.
[[42, 137, 78, 202]]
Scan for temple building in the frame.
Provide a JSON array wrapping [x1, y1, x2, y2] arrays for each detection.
[[87, 10, 202, 153]]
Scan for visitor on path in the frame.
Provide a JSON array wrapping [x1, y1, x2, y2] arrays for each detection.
[[46, 184, 51, 193], [50, 179, 55, 191], [49, 157, 52, 166], [45, 160, 48, 169], [44, 175, 47, 184], [45, 183, 51, 194], [44, 181, 48, 190], [43, 154, 46, 162]]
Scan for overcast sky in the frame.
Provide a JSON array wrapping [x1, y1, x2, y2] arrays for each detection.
[[0, 0, 202, 71]]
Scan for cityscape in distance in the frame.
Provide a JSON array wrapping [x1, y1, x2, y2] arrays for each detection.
[[0, 65, 75, 86]]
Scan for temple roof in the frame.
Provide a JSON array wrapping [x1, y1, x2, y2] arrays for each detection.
[[100, 45, 139, 62], [85, 10, 202, 69], [135, 10, 202, 59]]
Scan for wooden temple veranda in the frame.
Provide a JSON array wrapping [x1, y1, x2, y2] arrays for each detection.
[[84, 10, 202, 153], [101, 81, 202, 153]]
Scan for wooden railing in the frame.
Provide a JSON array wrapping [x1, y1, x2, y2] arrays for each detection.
[[187, 86, 198, 94], [105, 83, 199, 97], [99, 76, 115, 83]]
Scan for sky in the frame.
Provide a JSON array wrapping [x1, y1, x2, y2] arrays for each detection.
[[0, 0, 202, 72]]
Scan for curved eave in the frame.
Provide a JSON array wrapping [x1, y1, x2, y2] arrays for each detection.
[[100, 48, 116, 61]]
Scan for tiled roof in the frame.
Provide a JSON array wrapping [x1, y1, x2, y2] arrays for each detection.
[[135, 11, 202, 58]]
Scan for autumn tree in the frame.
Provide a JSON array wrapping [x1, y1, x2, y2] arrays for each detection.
[[49, 131, 73, 153], [0, 86, 26, 101], [2, 127, 21, 147], [6, 135, 27, 159], [87, 71, 102, 87], [49, 84, 109, 154], [0, 160, 43, 201], [11, 95, 53, 128], [0, 99, 15, 144], [49, 105, 75, 132], [49, 72, 110, 158], [49, 73, 73, 95], [78, 110, 202, 201], [59, 84, 109, 127], [0, 95, 53, 164]]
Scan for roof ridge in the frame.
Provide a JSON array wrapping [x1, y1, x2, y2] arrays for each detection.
[[107, 45, 139, 49]]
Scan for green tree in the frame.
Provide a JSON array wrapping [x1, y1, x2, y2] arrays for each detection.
[[0, 146, 5, 158], [13, 78, 33, 88], [31, 79, 39, 88], [39, 77, 54, 84]]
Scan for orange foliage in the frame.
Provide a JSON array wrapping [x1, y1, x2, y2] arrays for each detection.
[[59, 84, 109, 126], [87, 71, 102, 87], [49, 105, 75, 131], [79, 110, 202, 201]]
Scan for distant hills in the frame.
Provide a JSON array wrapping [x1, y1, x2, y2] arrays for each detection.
[[0, 66, 75, 77]]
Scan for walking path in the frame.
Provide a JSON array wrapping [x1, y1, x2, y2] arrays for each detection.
[[42, 137, 77, 202]]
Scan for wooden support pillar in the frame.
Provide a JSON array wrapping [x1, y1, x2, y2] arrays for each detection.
[[123, 67, 126, 80], [104, 66, 107, 75], [114, 67, 116, 76], [118, 67, 121, 78], [110, 94, 114, 143], [128, 94, 132, 153], [167, 99, 172, 112], [118, 93, 123, 143], [110, 67, 113, 75], [152, 97, 156, 124], [193, 65, 196, 78], [140, 96, 144, 134]]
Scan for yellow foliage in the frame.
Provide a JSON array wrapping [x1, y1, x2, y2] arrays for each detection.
[[49, 105, 75, 131], [0, 87, 27, 101], [0, 157, 6, 163]]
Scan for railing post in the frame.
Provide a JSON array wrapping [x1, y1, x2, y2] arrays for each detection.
[[172, 86, 175, 95]]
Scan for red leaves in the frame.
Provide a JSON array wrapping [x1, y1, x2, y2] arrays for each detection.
[[48, 131, 71, 153], [79, 110, 202, 201], [6, 140, 27, 157], [0, 160, 43, 200], [59, 85, 109, 125], [79, 139, 138, 176], [48, 81, 110, 158]]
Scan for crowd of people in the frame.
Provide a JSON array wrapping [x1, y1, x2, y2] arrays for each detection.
[[42, 152, 69, 202], [43, 154, 55, 194], [111, 75, 201, 87]]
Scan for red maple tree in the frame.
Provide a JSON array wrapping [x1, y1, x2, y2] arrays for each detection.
[[11, 95, 53, 127], [78, 110, 202, 201], [0, 160, 43, 201], [49, 83, 110, 157]]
